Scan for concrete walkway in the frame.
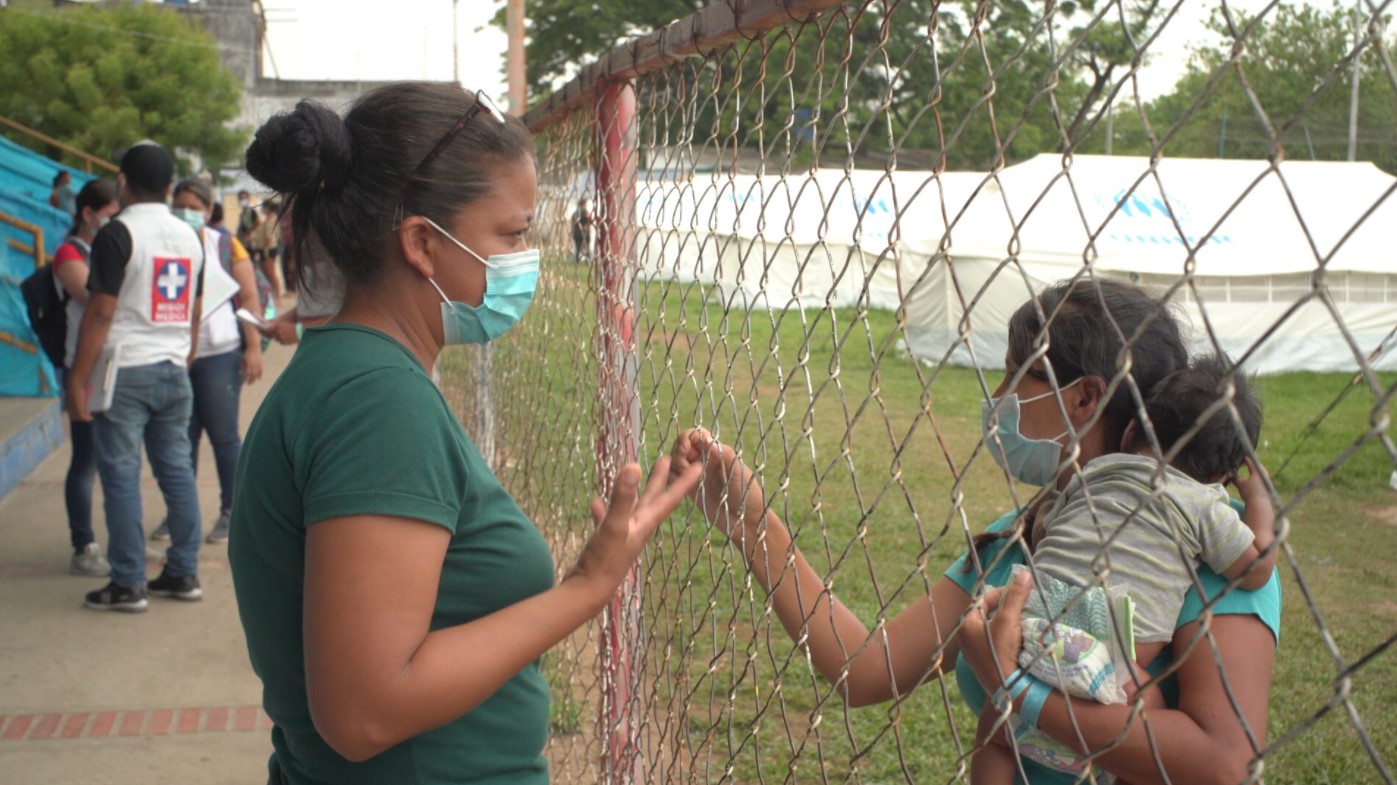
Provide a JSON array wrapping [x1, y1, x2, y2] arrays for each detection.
[[0, 339, 295, 785]]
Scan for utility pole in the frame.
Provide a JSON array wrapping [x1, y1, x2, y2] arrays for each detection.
[[1218, 105, 1228, 158], [452, 0, 460, 86], [506, 0, 526, 114], [1348, 0, 1362, 161], [1104, 102, 1114, 155]]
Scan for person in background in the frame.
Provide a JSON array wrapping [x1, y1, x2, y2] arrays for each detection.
[[50, 178, 121, 577], [145, 178, 262, 546], [251, 199, 285, 299], [67, 142, 206, 613], [236, 189, 259, 251], [257, 206, 340, 346], [50, 170, 77, 214], [570, 196, 593, 263]]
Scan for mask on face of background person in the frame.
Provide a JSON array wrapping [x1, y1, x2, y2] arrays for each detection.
[[175, 208, 205, 230], [419, 216, 539, 345], [980, 378, 1083, 487]]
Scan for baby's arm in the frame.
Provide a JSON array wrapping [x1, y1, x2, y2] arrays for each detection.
[[1220, 457, 1277, 590]]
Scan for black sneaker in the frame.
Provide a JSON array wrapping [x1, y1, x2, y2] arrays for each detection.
[[148, 570, 203, 601], [84, 581, 149, 613]]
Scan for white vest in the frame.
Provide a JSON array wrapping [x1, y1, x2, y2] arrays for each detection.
[[106, 203, 206, 368], [196, 227, 243, 359]]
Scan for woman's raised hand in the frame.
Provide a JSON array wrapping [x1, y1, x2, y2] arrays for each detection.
[[669, 428, 768, 541], [567, 457, 704, 607]]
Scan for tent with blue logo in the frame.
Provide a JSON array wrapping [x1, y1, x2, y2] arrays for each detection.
[[900, 154, 1397, 374]]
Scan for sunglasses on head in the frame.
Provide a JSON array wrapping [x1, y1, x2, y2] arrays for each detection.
[[394, 90, 507, 228]]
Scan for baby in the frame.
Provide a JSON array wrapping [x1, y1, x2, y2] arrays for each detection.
[[973, 353, 1278, 783]]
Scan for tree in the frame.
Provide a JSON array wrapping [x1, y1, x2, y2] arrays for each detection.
[[1104, 2, 1397, 171], [496, 0, 705, 98], [0, 0, 246, 173], [507, 0, 1166, 171]]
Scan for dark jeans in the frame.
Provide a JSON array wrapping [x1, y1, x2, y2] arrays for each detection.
[[57, 368, 98, 551], [188, 350, 244, 513]]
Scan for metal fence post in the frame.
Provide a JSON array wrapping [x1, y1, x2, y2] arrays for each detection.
[[594, 77, 641, 785]]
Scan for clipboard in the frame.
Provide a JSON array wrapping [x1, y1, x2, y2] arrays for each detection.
[[86, 343, 122, 414]]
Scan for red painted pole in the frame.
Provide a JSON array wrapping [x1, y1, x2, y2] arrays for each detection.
[[594, 78, 640, 784]]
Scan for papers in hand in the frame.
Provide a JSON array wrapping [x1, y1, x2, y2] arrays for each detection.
[[86, 343, 122, 414], [235, 307, 270, 330]]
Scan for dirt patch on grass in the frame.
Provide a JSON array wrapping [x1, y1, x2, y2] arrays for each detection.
[[1370, 504, 1397, 526]]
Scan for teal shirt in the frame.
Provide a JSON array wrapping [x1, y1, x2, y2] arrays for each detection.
[[229, 324, 556, 785], [943, 509, 1281, 785]]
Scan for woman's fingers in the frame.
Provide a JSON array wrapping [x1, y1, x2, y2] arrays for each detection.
[[602, 464, 642, 524]]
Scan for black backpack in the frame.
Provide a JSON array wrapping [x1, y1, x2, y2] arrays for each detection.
[[20, 262, 68, 368]]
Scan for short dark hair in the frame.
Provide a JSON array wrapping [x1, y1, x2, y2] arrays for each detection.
[[53, 171, 71, 187], [119, 143, 175, 197], [1136, 353, 1262, 482], [1006, 278, 1189, 449], [244, 82, 534, 288]]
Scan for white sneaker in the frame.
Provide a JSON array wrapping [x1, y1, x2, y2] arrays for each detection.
[[70, 543, 111, 577]]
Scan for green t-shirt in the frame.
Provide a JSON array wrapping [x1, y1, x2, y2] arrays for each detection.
[[943, 509, 1281, 785], [229, 324, 556, 785]]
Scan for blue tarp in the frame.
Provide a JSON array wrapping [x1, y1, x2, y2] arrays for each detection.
[[0, 133, 95, 257], [0, 241, 59, 397]]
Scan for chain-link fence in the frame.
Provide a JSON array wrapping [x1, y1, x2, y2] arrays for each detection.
[[441, 1, 1397, 782]]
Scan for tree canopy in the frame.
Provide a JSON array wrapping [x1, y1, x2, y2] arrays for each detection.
[[1103, 2, 1397, 171], [0, 0, 245, 173], [506, 0, 1171, 170]]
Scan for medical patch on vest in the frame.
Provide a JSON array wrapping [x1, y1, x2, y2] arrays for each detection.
[[151, 257, 193, 323]]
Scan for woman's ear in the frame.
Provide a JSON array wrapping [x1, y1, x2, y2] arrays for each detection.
[[396, 216, 438, 279], [1070, 374, 1109, 426]]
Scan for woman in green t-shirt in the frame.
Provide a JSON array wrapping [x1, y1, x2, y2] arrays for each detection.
[[231, 83, 703, 785], [668, 279, 1280, 785]]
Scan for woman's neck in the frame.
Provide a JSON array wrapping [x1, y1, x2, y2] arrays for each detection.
[[334, 267, 443, 372]]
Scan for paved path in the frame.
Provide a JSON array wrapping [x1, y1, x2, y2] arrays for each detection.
[[0, 338, 295, 785]]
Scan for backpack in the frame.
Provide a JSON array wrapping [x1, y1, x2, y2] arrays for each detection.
[[20, 260, 71, 368]]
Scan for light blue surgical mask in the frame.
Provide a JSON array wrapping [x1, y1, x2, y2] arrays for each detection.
[[421, 216, 539, 345], [980, 378, 1083, 486], [175, 207, 205, 230]]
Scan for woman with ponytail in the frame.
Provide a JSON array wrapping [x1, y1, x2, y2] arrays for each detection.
[[50, 178, 120, 577], [229, 82, 703, 784]]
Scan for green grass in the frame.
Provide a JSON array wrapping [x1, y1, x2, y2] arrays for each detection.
[[441, 259, 1397, 784]]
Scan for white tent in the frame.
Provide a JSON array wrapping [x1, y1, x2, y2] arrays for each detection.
[[631, 155, 1397, 374], [634, 168, 987, 311], [901, 154, 1397, 374]]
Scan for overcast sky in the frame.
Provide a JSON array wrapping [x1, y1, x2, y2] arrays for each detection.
[[256, 0, 1285, 106]]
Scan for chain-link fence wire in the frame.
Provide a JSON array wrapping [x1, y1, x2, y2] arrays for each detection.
[[440, 1, 1397, 782]]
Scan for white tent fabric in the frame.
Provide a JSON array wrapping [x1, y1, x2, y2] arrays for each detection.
[[901, 155, 1397, 374], [631, 155, 1397, 374], [634, 168, 988, 311]]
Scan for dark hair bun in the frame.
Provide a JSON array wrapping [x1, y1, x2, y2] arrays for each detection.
[[245, 100, 353, 195]]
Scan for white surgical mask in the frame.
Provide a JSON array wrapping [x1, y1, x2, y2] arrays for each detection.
[[980, 378, 1083, 486]]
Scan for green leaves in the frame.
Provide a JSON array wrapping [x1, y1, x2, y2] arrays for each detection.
[[0, 1, 246, 172], [1102, 2, 1397, 170]]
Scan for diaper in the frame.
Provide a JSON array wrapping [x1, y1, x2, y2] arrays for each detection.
[[1011, 564, 1136, 706]]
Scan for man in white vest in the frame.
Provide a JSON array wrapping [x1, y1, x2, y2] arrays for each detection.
[[66, 142, 206, 612]]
